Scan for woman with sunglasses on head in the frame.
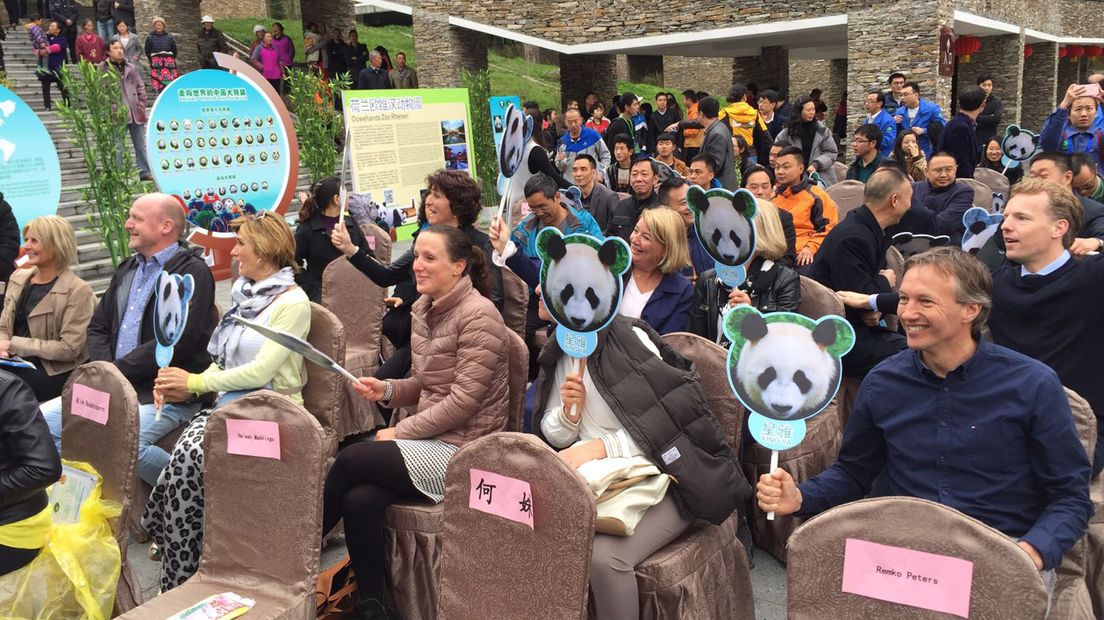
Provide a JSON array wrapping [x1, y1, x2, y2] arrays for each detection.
[[142, 212, 311, 591]]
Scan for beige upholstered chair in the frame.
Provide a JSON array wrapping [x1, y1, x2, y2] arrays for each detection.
[[500, 269, 530, 339], [1050, 388, 1098, 619], [973, 167, 1010, 200], [883, 246, 905, 333], [831, 161, 848, 186], [825, 179, 865, 219], [321, 262, 387, 439], [797, 275, 844, 319], [384, 332, 529, 620], [742, 397, 842, 561], [117, 391, 329, 619], [360, 222, 393, 263], [60, 362, 144, 613], [437, 433, 596, 620], [661, 332, 744, 450], [788, 497, 1049, 619], [957, 178, 994, 212]]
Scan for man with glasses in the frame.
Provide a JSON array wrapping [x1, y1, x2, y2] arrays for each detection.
[[894, 81, 946, 159], [861, 89, 897, 157], [888, 152, 972, 244], [1071, 152, 1104, 203], [846, 125, 887, 183], [606, 157, 660, 242], [884, 72, 907, 117]]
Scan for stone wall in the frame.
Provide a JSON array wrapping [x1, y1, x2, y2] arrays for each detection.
[[1057, 55, 1088, 103], [662, 56, 734, 98], [561, 53, 617, 110], [626, 55, 663, 83], [200, 0, 267, 21], [412, 3, 487, 88], [1021, 41, 1058, 131], [300, 0, 356, 33], [955, 33, 1023, 133], [134, 0, 203, 72], [732, 46, 788, 96]]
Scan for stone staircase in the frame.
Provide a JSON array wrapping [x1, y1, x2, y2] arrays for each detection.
[[3, 31, 317, 293]]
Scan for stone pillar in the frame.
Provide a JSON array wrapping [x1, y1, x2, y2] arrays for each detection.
[[626, 55, 663, 84], [561, 53, 617, 110], [1022, 42, 1059, 131], [199, 0, 267, 21], [662, 56, 734, 98], [411, 4, 488, 89], [954, 33, 1023, 133], [299, 0, 355, 34], [616, 55, 629, 83], [1057, 54, 1087, 103], [732, 46, 788, 94], [846, 0, 953, 150], [134, 0, 203, 73]]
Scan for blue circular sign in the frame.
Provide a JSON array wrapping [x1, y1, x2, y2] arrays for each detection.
[[0, 86, 62, 239], [146, 70, 292, 235]]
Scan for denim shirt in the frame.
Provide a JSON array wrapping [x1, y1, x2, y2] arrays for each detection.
[[114, 243, 180, 359], [798, 339, 1093, 570]]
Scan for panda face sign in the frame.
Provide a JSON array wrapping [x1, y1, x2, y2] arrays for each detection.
[[961, 207, 1004, 255], [687, 185, 757, 266], [1001, 125, 1040, 162], [890, 232, 951, 259], [498, 104, 533, 179], [724, 307, 854, 422], [152, 272, 195, 367], [538, 229, 630, 333]]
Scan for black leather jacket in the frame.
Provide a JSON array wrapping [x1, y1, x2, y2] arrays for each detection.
[[0, 371, 62, 526], [689, 257, 801, 344]]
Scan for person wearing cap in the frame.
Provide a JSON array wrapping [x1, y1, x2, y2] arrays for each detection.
[[143, 16, 177, 92], [196, 15, 228, 70], [249, 24, 266, 56]]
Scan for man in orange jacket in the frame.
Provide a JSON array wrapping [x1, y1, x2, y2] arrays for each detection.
[[771, 146, 839, 272]]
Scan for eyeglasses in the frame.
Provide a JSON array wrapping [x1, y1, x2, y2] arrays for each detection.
[[851, 138, 871, 144]]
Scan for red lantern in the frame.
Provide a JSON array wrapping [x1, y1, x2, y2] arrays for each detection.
[[1068, 45, 1085, 64], [1024, 45, 1034, 59], [955, 35, 982, 63], [1060, 46, 1068, 58], [1086, 45, 1103, 58]]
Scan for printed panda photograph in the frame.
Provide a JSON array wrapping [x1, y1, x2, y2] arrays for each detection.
[[687, 185, 757, 267], [152, 271, 195, 367], [537, 228, 631, 333], [723, 306, 854, 423]]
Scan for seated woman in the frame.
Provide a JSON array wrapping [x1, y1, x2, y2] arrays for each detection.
[[330, 169, 502, 384], [142, 213, 311, 591], [0, 373, 61, 577], [322, 225, 511, 617], [532, 295, 747, 620], [890, 131, 928, 182], [690, 199, 802, 345], [294, 176, 368, 302], [978, 137, 1023, 185], [623, 207, 693, 334], [0, 216, 96, 401]]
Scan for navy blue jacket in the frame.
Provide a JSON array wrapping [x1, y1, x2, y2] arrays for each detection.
[[625, 271, 693, 335], [937, 113, 980, 178], [887, 181, 973, 244]]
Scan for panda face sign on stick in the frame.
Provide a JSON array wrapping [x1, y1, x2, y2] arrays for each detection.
[[724, 306, 854, 423], [687, 186, 757, 266], [1000, 125, 1040, 168], [498, 104, 533, 179], [961, 207, 1004, 255], [538, 228, 630, 334], [152, 271, 195, 367]]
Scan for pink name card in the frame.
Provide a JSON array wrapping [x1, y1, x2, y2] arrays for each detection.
[[71, 383, 110, 425], [366, 236, 377, 251], [842, 538, 973, 618], [469, 468, 534, 529], [225, 419, 282, 460]]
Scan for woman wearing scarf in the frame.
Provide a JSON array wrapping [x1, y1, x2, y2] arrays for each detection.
[[773, 96, 839, 186], [141, 212, 311, 591]]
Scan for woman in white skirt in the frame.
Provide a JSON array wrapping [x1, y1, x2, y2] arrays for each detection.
[[322, 224, 512, 619]]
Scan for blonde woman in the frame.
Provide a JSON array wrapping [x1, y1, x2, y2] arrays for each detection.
[[0, 216, 95, 401], [622, 206, 693, 333], [690, 199, 801, 344], [143, 212, 311, 591]]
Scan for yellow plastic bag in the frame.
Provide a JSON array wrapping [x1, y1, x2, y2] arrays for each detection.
[[0, 460, 122, 620]]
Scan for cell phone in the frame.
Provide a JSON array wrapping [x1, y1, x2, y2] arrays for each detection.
[[1077, 83, 1102, 98]]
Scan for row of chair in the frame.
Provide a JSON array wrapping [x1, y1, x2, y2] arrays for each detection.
[[827, 169, 1007, 221]]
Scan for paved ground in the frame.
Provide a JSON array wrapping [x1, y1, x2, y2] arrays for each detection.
[[168, 233, 788, 617]]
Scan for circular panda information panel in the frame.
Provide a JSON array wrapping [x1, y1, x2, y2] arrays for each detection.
[[147, 69, 291, 234], [0, 86, 61, 239]]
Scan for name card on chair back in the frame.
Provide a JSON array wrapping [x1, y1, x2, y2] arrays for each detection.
[[841, 538, 973, 618], [225, 419, 282, 460], [71, 383, 110, 425], [469, 469, 534, 529]]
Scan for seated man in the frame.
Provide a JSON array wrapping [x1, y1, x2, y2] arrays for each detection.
[[772, 146, 839, 272], [812, 167, 914, 377], [743, 165, 797, 266], [573, 154, 620, 234], [654, 132, 688, 177], [846, 124, 886, 183], [759, 247, 1093, 581], [1071, 152, 1104, 204], [1027, 151, 1104, 255], [887, 151, 973, 244], [656, 176, 711, 279], [606, 157, 660, 242], [39, 194, 216, 486]]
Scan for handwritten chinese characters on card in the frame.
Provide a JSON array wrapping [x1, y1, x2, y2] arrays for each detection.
[[841, 538, 974, 618], [469, 468, 534, 529]]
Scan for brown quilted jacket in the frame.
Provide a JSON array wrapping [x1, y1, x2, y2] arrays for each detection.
[[390, 276, 511, 445]]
